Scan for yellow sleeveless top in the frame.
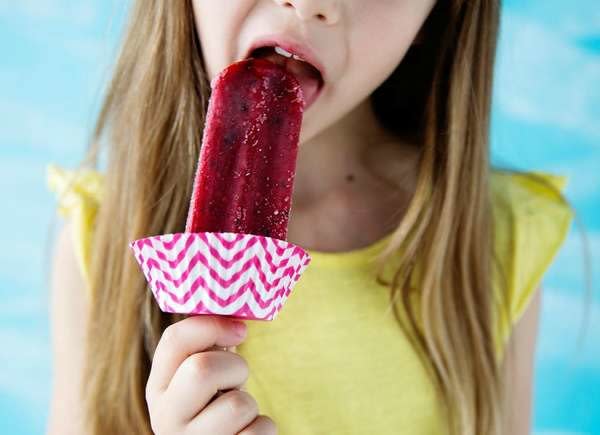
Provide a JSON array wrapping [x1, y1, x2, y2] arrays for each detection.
[[47, 164, 573, 434]]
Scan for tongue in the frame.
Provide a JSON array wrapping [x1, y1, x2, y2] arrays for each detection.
[[259, 52, 321, 108], [286, 59, 321, 108]]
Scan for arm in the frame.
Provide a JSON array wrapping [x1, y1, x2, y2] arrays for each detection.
[[46, 222, 89, 435], [501, 286, 542, 435]]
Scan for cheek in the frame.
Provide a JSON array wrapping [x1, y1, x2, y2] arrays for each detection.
[[191, 0, 254, 80], [349, 1, 433, 91], [300, 1, 435, 143]]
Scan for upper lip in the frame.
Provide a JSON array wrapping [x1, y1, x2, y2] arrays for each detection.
[[243, 34, 326, 82]]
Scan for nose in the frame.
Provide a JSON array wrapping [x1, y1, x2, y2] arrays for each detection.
[[275, 0, 340, 25]]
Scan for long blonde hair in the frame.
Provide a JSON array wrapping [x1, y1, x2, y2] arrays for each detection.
[[83, 0, 506, 433]]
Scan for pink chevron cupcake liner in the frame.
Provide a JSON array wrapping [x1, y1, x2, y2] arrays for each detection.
[[129, 231, 311, 321]]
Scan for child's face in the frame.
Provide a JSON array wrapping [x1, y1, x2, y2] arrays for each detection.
[[192, 0, 436, 144]]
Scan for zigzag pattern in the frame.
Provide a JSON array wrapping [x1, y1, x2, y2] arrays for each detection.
[[130, 232, 311, 321]]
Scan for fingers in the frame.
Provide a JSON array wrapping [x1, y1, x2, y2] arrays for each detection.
[[186, 390, 259, 435], [238, 415, 278, 435], [147, 315, 247, 397], [164, 350, 249, 422], [144, 315, 275, 435]]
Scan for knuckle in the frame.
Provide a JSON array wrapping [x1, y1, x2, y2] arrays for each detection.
[[232, 353, 250, 381], [183, 352, 214, 381], [161, 323, 180, 348], [238, 415, 278, 435], [259, 415, 278, 435], [226, 390, 258, 418]]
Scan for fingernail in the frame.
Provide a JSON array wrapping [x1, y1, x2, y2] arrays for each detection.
[[231, 320, 247, 338]]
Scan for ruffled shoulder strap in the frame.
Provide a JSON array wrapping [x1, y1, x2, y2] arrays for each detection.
[[47, 164, 104, 292], [490, 169, 573, 359]]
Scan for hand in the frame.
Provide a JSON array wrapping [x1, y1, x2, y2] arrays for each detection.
[[146, 315, 277, 434]]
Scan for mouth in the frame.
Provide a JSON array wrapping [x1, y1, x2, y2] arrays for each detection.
[[245, 45, 324, 109]]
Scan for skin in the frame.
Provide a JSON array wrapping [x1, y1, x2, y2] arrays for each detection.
[[48, 1, 539, 434], [192, 0, 431, 252], [502, 287, 542, 434]]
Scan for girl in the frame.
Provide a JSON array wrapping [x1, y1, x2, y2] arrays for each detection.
[[47, 0, 573, 434]]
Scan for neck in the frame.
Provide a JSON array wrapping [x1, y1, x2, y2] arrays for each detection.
[[293, 98, 398, 205]]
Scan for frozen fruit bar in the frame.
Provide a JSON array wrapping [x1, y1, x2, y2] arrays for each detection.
[[185, 58, 304, 240]]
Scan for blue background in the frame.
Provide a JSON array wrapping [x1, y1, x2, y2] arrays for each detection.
[[1, 0, 598, 433]]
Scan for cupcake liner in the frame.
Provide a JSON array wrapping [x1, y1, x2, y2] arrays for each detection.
[[129, 232, 311, 321]]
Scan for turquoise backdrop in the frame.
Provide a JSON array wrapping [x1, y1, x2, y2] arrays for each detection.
[[0, 1, 598, 433]]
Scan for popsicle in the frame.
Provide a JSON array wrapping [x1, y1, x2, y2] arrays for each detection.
[[185, 58, 304, 241], [129, 57, 312, 323]]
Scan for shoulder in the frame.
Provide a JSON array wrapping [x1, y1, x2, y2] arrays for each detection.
[[489, 168, 573, 266], [47, 164, 105, 293], [490, 168, 574, 255], [47, 164, 104, 210], [489, 168, 574, 357], [490, 169, 572, 219]]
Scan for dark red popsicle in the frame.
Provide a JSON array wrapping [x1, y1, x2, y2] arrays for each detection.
[[185, 58, 304, 240]]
